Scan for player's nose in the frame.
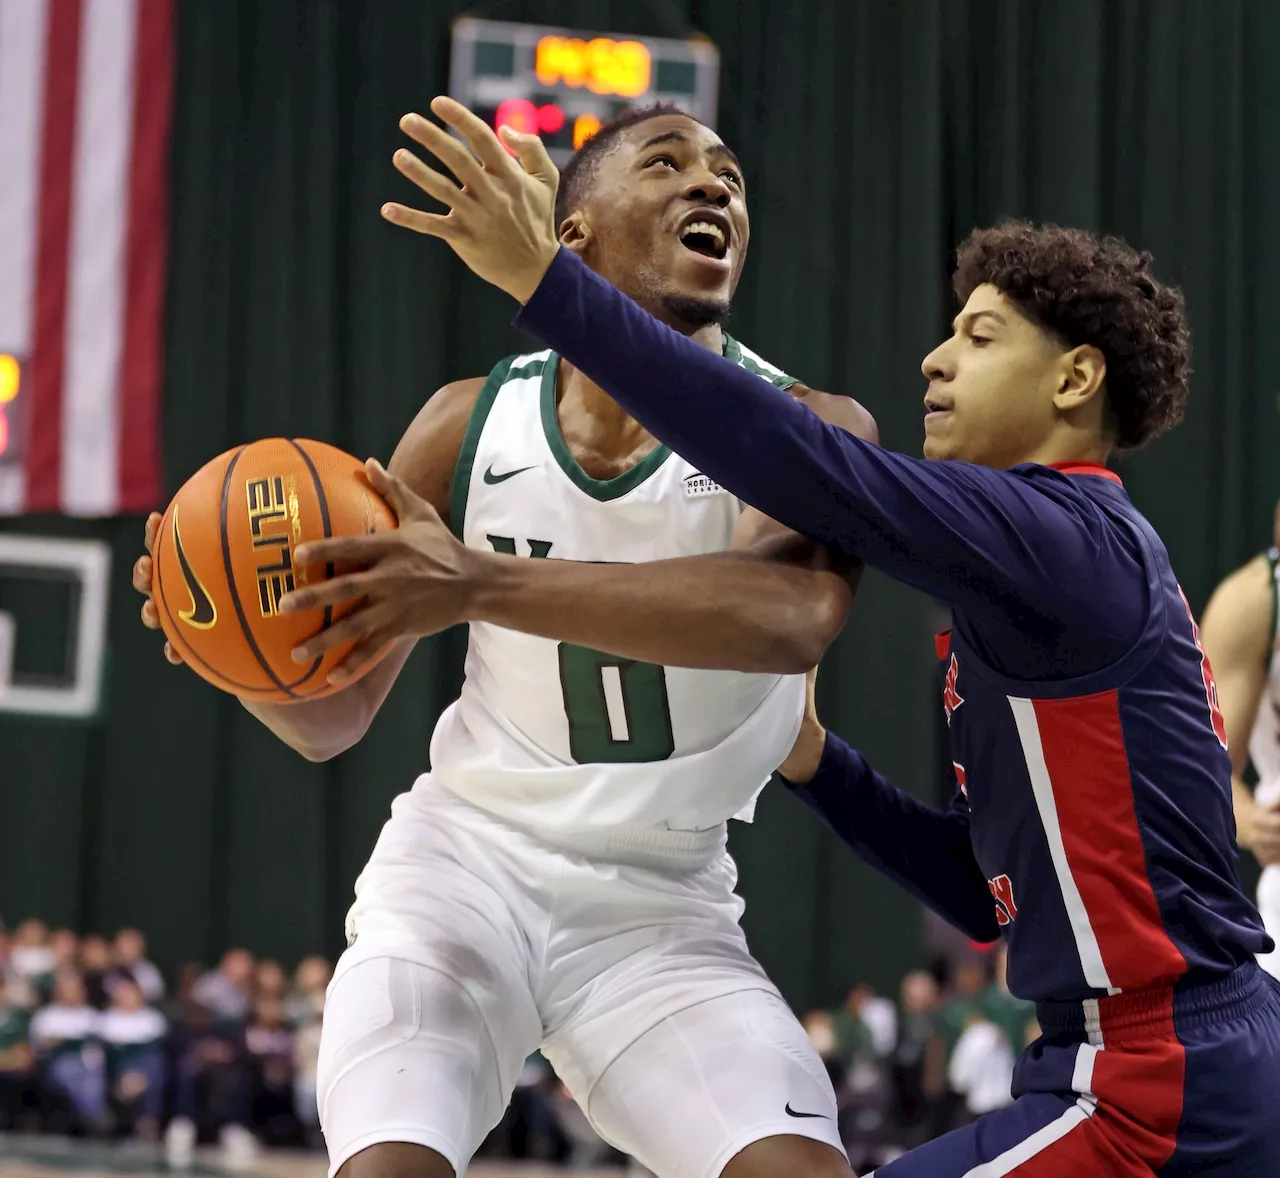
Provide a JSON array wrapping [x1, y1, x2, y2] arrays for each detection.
[[921, 338, 953, 381], [682, 169, 732, 208]]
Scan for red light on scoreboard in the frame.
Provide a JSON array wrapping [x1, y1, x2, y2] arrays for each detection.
[[493, 100, 603, 156], [495, 98, 567, 138]]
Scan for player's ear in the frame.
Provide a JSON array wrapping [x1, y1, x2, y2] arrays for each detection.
[[1053, 344, 1107, 413], [558, 211, 591, 254]]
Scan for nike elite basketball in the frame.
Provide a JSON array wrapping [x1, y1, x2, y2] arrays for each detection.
[[151, 439, 397, 701]]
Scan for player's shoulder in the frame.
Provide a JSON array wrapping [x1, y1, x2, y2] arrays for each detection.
[[789, 383, 879, 443], [1207, 551, 1277, 615], [1202, 551, 1276, 653], [388, 351, 557, 517], [723, 334, 878, 441]]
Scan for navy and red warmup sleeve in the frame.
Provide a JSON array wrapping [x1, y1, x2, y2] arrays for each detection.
[[790, 733, 1000, 943], [516, 249, 1144, 648]]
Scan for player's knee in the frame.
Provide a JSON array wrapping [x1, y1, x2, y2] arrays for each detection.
[[721, 1135, 855, 1178], [337, 1142, 455, 1178]]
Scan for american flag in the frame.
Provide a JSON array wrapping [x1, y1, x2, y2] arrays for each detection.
[[0, 0, 172, 516]]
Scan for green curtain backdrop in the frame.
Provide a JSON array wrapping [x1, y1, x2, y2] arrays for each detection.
[[2, 0, 1278, 1011]]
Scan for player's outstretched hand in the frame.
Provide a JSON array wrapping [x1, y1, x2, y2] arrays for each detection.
[[279, 459, 481, 686], [382, 96, 560, 304], [133, 512, 184, 665]]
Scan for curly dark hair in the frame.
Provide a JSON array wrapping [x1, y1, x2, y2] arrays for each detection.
[[953, 221, 1191, 451], [554, 103, 703, 227]]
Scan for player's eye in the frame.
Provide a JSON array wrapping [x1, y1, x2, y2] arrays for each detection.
[[646, 154, 678, 170], [970, 335, 992, 347], [721, 168, 742, 187]]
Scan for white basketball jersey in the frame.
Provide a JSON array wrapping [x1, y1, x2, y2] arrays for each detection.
[[424, 340, 807, 837], [1249, 549, 1280, 807]]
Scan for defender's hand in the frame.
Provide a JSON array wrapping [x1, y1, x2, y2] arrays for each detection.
[[133, 512, 183, 665], [279, 459, 485, 685], [778, 666, 827, 785], [382, 96, 560, 303]]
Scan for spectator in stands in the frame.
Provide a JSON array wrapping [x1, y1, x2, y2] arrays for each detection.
[[79, 936, 113, 1010], [112, 929, 165, 1005], [192, 948, 255, 1022], [801, 1009, 845, 1088], [837, 983, 898, 1059], [30, 970, 107, 1134], [494, 1052, 567, 1162], [889, 970, 944, 1150], [976, 944, 1037, 1052], [253, 959, 287, 1003], [0, 972, 33, 1129], [293, 1006, 323, 1148], [244, 995, 296, 1145], [49, 929, 79, 975], [286, 956, 330, 1028], [165, 999, 253, 1167], [99, 977, 166, 1141], [946, 1012, 1017, 1122], [8, 920, 54, 1007]]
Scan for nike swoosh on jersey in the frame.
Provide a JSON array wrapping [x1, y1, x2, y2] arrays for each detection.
[[172, 507, 217, 629], [784, 1103, 830, 1119], [483, 464, 536, 485]]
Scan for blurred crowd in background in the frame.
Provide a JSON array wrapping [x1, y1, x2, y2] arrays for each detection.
[[0, 918, 1032, 1171], [0, 920, 326, 1167]]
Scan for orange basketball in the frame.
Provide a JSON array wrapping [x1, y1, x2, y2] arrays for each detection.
[[152, 438, 397, 701]]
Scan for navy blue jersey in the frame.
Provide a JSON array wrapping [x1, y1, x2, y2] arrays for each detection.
[[514, 249, 1272, 1005], [936, 465, 1263, 1000]]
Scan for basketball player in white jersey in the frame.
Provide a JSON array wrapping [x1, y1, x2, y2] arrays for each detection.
[[134, 106, 875, 1178], [1201, 501, 1280, 980]]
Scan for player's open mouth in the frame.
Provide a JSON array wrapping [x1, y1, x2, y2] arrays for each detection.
[[678, 216, 730, 261], [924, 396, 952, 418]]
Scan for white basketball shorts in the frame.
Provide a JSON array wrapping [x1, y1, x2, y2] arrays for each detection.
[[316, 775, 844, 1178]]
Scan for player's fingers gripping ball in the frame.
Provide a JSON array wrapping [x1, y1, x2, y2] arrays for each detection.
[[151, 438, 397, 701]]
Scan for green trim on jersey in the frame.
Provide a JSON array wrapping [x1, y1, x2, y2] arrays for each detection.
[[537, 334, 795, 503], [539, 353, 674, 502], [454, 337, 799, 516], [448, 356, 518, 540], [723, 335, 799, 390]]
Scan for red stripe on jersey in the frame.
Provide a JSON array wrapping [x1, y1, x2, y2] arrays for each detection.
[[27, 0, 83, 511], [1031, 692, 1188, 991], [935, 629, 951, 659], [116, 0, 172, 512]]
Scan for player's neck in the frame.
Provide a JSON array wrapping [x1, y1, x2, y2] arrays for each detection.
[[558, 323, 723, 448], [1014, 424, 1112, 470]]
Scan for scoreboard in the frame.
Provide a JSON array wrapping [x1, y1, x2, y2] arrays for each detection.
[[448, 18, 720, 165]]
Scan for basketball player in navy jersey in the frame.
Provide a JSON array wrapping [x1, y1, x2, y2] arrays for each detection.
[[319, 99, 1280, 1174]]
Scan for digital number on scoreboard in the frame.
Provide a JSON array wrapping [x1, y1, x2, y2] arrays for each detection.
[[449, 18, 720, 164]]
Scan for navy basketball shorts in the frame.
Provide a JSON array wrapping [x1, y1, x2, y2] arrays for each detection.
[[875, 963, 1280, 1176]]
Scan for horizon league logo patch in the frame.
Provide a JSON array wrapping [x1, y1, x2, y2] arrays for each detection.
[[683, 473, 728, 499]]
